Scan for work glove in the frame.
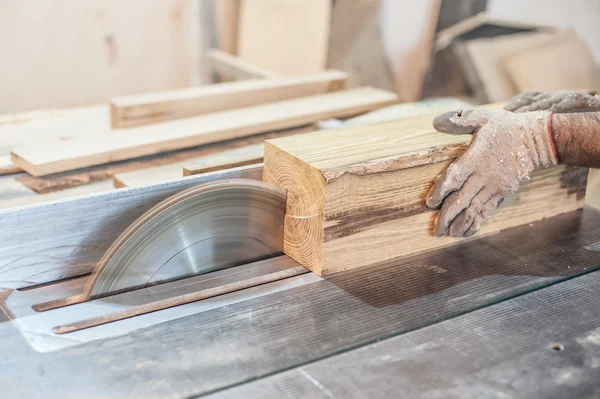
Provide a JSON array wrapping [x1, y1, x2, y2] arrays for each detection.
[[505, 90, 600, 113], [426, 109, 558, 237]]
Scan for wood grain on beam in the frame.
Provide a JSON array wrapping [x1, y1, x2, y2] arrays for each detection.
[[264, 112, 587, 275]]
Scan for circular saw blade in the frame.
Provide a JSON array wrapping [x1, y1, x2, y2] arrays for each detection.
[[83, 179, 286, 300]]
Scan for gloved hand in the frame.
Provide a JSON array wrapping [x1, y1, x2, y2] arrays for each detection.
[[505, 90, 600, 113], [427, 109, 558, 237]]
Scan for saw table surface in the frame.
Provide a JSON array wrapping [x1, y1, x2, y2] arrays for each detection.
[[2, 208, 600, 398]]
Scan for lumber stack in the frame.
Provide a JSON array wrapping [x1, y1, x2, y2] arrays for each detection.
[[263, 112, 587, 275], [11, 87, 396, 176]]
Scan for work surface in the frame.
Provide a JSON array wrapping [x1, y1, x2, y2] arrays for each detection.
[[2, 209, 600, 398]]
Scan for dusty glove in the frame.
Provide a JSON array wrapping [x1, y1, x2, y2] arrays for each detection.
[[427, 109, 558, 237], [505, 90, 600, 113]]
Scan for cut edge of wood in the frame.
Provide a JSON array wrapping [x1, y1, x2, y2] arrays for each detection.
[[263, 141, 327, 274]]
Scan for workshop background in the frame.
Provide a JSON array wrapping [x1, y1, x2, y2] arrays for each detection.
[[1, 0, 599, 114], [2, 1, 600, 398]]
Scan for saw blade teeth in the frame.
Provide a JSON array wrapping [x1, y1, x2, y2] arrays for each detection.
[[83, 179, 286, 300]]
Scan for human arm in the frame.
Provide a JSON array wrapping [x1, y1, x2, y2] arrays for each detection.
[[427, 110, 600, 238]]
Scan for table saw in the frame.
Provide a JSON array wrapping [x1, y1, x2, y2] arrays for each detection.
[[0, 158, 599, 398]]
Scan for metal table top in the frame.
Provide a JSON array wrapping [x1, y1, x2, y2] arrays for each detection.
[[2, 208, 600, 398]]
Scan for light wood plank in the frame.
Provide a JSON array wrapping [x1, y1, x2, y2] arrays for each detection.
[[0, 0, 206, 114], [17, 126, 315, 194], [237, 0, 331, 75], [504, 32, 600, 92], [263, 111, 586, 275], [214, 0, 240, 56], [110, 70, 346, 128], [207, 49, 279, 79], [462, 31, 561, 102], [113, 162, 191, 188], [0, 156, 21, 175], [12, 88, 397, 176], [339, 97, 473, 128], [183, 143, 264, 177], [0, 104, 109, 174], [327, 0, 395, 91]]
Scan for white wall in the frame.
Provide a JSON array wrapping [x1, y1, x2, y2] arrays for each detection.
[[487, 0, 600, 63]]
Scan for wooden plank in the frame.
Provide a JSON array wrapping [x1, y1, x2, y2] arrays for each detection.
[[504, 33, 600, 92], [381, 0, 441, 101], [183, 144, 264, 177], [461, 31, 561, 102], [0, 156, 21, 175], [0, 164, 263, 289], [237, 0, 331, 75], [114, 143, 264, 188], [339, 97, 473, 128], [16, 126, 315, 194], [0, 1, 207, 114], [0, 104, 109, 175], [327, 0, 395, 91], [207, 49, 279, 80], [113, 163, 190, 188], [110, 70, 346, 128], [214, 0, 240, 55], [263, 112, 587, 275], [12, 87, 397, 176]]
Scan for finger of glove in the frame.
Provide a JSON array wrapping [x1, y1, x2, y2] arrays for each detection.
[[426, 162, 473, 209], [513, 98, 555, 113], [463, 194, 504, 237], [434, 176, 484, 237], [504, 91, 544, 111], [448, 186, 496, 237], [432, 110, 491, 135], [463, 210, 488, 238]]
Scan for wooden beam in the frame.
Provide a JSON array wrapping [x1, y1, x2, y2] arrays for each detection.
[[207, 49, 280, 80], [183, 143, 263, 176], [16, 125, 315, 194], [263, 112, 587, 275], [110, 69, 346, 128], [12, 87, 397, 176], [237, 0, 331, 75]]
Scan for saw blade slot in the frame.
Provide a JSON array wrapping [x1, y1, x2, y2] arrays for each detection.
[[1, 255, 316, 352]]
